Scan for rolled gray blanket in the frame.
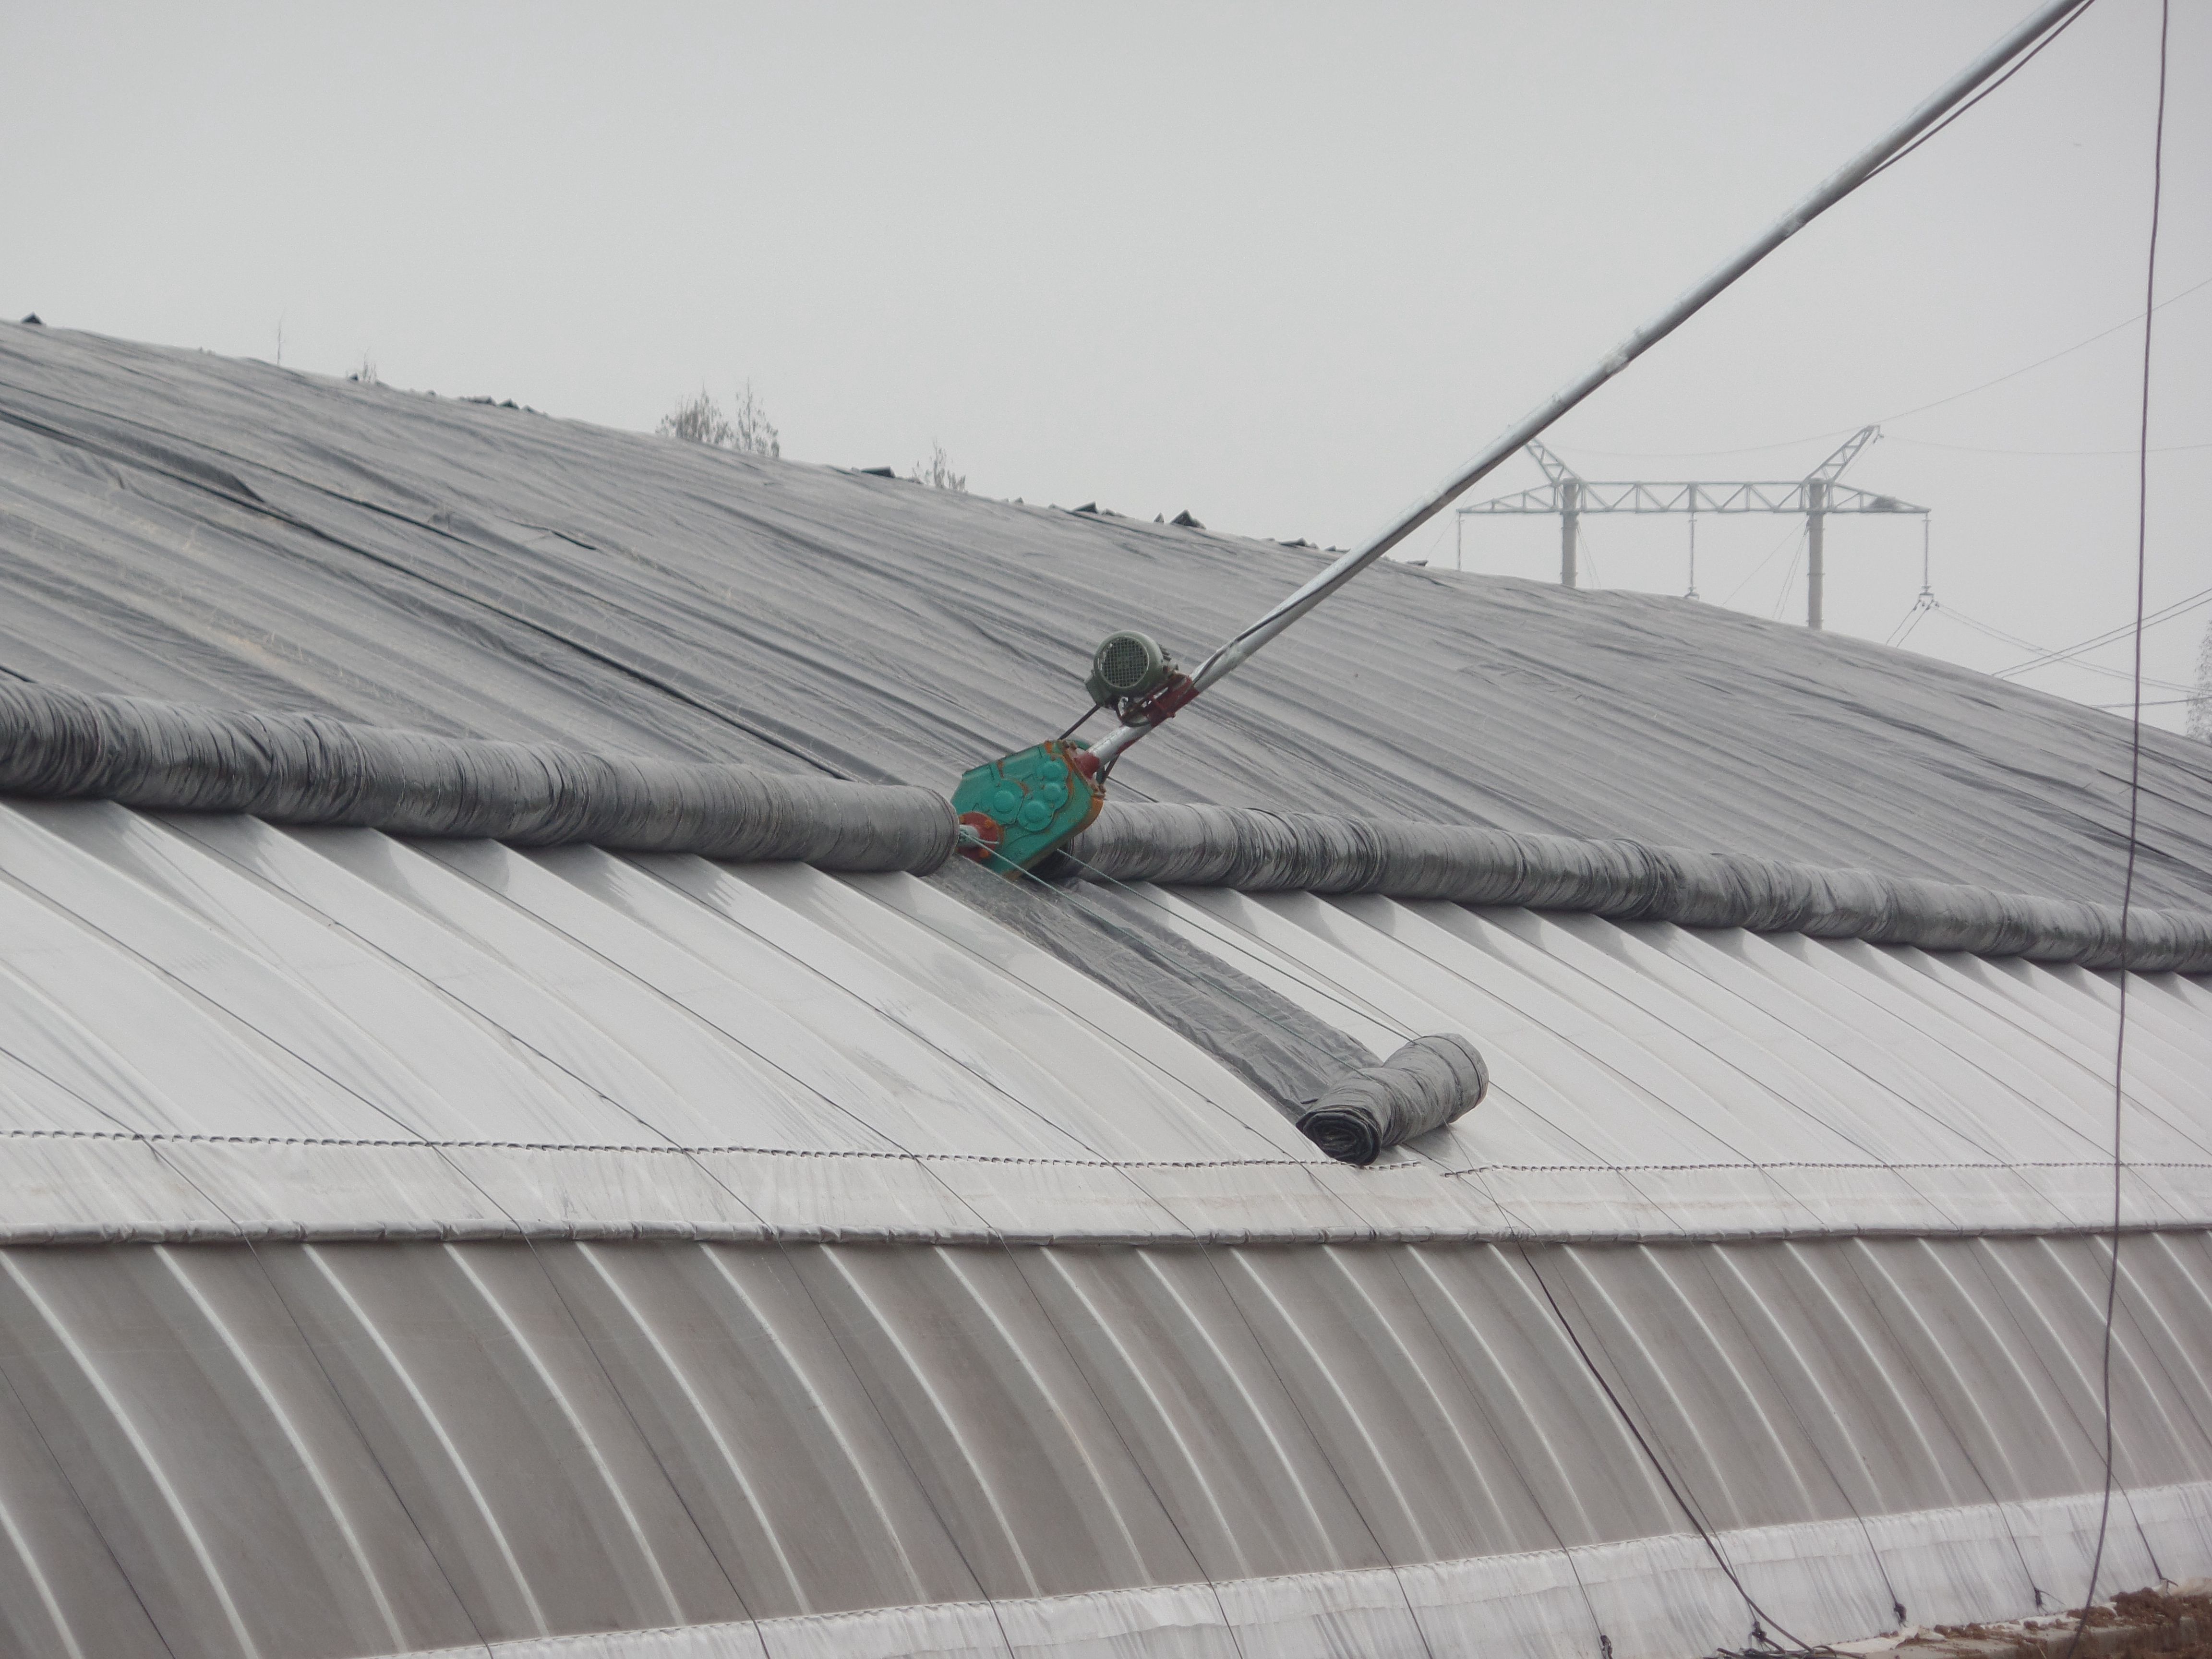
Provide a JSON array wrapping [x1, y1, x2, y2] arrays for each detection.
[[0, 682, 956, 874], [1068, 801, 2212, 974], [1298, 1034, 1490, 1165]]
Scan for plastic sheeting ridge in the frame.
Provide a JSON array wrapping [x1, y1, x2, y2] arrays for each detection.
[[0, 679, 955, 873], [4, 1228, 2208, 1659], [1069, 802, 2212, 973]]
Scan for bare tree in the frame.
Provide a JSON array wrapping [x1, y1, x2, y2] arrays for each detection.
[[658, 387, 736, 447], [907, 441, 965, 493], [730, 381, 781, 458], [658, 382, 780, 457], [2188, 616, 2212, 744]]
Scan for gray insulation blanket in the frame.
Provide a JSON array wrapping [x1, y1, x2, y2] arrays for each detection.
[[1069, 802, 2212, 974], [933, 856, 1375, 1117], [0, 681, 955, 872], [1298, 1035, 1491, 1166], [9, 325, 2212, 913]]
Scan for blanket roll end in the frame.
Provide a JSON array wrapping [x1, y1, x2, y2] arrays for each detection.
[[1298, 1034, 1489, 1165]]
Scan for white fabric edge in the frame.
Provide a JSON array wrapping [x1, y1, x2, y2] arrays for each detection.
[[373, 1479, 2212, 1659]]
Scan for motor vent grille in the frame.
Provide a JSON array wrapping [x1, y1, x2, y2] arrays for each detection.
[[1085, 630, 1175, 709], [1097, 635, 1156, 694]]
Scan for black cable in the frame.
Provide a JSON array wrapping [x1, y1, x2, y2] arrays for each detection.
[[1512, 1243, 1823, 1653], [0, 1032, 497, 1659], [2064, 0, 2164, 1645], [1824, 1240, 2047, 1608], [1863, 0, 2099, 185], [1184, 1243, 1447, 1659], [1557, 269, 2212, 464], [1688, 1247, 1911, 1628], [0, 1323, 184, 1659], [1386, 1248, 1616, 1657]]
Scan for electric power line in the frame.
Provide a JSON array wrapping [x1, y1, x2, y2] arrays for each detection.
[[2066, 0, 2165, 1647], [1994, 584, 2212, 678], [1555, 269, 2212, 463], [1932, 608, 2193, 694], [1888, 437, 2210, 457]]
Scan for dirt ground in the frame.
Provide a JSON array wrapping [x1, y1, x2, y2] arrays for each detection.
[[1823, 1586, 2212, 1659]]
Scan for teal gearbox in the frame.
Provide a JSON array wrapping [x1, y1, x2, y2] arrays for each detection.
[[950, 739, 1103, 876]]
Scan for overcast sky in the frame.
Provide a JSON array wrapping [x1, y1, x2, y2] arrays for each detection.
[[6, 1, 2206, 729]]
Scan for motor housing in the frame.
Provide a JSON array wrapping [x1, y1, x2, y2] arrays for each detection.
[[1085, 631, 1174, 709]]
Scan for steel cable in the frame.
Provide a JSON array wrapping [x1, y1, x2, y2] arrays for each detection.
[[2065, 0, 2165, 1644]]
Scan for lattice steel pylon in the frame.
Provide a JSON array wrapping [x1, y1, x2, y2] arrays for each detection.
[[1453, 426, 1926, 630]]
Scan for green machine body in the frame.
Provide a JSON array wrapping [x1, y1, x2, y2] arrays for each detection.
[[951, 739, 1103, 877]]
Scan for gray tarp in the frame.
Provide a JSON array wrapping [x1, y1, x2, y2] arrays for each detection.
[[1070, 801, 2212, 973], [0, 678, 954, 872], [3, 323, 2210, 910], [933, 855, 1377, 1116], [4, 680, 2205, 969], [1297, 1033, 1491, 1164]]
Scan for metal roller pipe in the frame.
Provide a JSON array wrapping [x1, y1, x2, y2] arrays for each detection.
[[1090, 0, 2089, 769]]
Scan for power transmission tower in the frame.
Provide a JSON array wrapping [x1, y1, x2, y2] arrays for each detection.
[[1453, 426, 1926, 630]]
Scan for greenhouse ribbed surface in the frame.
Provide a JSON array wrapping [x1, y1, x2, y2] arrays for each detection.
[[0, 322, 2206, 1659]]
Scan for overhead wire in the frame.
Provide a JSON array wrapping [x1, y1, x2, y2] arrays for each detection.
[[1770, 536, 1808, 621], [2065, 0, 2164, 1644], [1913, 602, 2197, 691], [1576, 518, 1604, 588], [1887, 437, 2209, 457], [1886, 602, 1935, 650], [1721, 522, 1806, 608], [1995, 585, 2212, 678], [1551, 272, 2211, 465], [1885, 521, 1937, 650]]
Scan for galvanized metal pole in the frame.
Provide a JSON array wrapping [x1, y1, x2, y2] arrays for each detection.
[[1086, 0, 2084, 772], [1560, 479, 1581, 589], [1806, 478, 1827, 630]]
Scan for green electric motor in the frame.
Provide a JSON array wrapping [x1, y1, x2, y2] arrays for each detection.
[[1084, 630, 1176, 709]]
